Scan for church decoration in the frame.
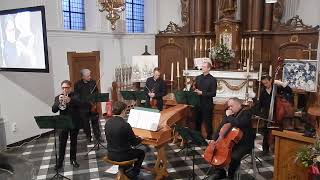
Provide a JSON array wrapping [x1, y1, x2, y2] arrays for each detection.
[[159, 21, 183, 34], [296, 138, 320, 177], [115, 64, 132, 90], [209, 43, 235, 67], [279, 15, 320, 32], [98, 0, 126, 31], [131, 55, 158, 82], [282, 59, 318, 92]]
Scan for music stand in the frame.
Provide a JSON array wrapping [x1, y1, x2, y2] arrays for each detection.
[[175, 125, 208, 180], [86, 93, 109, 155], [35, 115, 73, 180]]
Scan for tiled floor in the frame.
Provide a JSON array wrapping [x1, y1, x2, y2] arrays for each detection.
[[2, 119, 274, 180]]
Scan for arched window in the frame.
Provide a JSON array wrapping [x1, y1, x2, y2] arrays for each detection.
[[62, 0, 85, 30], [125, 0, 144, 33]]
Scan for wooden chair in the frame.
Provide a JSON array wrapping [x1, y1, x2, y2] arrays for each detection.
[[102, 156, 138, 180]]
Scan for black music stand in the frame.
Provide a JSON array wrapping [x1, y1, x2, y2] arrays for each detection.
[[175, 125, 208, 180], [35, 115, 73, 180], [86, 93, 109, 155]]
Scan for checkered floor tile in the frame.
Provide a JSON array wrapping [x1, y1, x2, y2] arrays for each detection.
[[4, 119, 274, 180]]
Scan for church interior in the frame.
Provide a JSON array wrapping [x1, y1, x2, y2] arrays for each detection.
[[1, 0, 320, 179]]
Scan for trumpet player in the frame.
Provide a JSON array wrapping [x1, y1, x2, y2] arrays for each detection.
[[52, 80, 80, 170]]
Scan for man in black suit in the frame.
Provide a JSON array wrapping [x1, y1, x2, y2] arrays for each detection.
[[52, 80, 80, 170], [194, 62, 217, 139], [253, 75, 293, 154], [210, 97, 255, 179], [144, 67, 166, 111], [74, 69, 102, 143], [105, 101, 145, 179]]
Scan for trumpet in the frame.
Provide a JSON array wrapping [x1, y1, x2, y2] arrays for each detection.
[[58, 92, 68, 110]]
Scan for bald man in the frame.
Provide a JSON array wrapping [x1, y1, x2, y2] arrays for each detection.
[[74, 69, 102, 143]]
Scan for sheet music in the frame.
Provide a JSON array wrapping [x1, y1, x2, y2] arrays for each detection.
[[127, 109, 161, 131]]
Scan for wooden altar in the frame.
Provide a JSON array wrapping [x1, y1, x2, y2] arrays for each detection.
[[272, 130, 315, 180]]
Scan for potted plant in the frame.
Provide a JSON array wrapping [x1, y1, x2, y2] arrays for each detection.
[[209, 43, 235, 69], [296, 137, 320, 179]]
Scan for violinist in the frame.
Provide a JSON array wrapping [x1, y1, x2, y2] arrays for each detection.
[[253, 75, 293, 154], [209, 97, 255, 179], [144, 67, 166, 111], [74, 69, 102, 143]]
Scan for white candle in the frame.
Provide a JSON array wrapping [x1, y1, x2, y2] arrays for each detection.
[[177, 61, 180, 77], [163, 73, 166, 81], [258, 63, 262, 81], [205, 39, 207, 53], [171, 62, 174, 81], [269, 65, 272, 76], [209, 39, 212, 49], [185, 57, 188, 70], [252, 37, 255, 51], [194, 38, 197, 58], [200, 38, 203, 52], [248, 38, 251, 51], [247, 59, 250, 75], [244, 39, 247, 51], [241, 38, 243, 51]]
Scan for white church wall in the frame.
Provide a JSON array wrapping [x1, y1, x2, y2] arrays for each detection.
[[0, 0, 155, 144], [156, 0, 182, 32]]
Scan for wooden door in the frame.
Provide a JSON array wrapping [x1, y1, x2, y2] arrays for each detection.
[[67, 51, 102, 114]]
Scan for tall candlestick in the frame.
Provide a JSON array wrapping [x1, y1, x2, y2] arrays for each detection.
[[244, 38, 247, 51], [163, 73, 166, 81], [194, 38, 197, 58], [204, 39, 207, 57], [247, 59, 250, 75], [171, 62, 174, 81], [258, 63, 262, 81], [185, 57, 188, 70], [252, 37, 255, 51], [269, 65, 272, 76], [241, 38, 244, 51], [177, 61, 180, 77]]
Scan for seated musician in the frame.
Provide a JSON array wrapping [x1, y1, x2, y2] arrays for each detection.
[[210, 97, 255, 179], [104, 101, 145, 179], [253, 75, 293, 154], [144, 67, 166, 111]]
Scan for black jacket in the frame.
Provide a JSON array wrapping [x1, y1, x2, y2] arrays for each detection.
[[254, 85, 292, 118], [104, 116, 142, 153], [144, 77, 166, 99], [74, 80, 98, 110], [52, 92, 81, 129], [195, 73, 217, 107], [213, 108, 255, 148]]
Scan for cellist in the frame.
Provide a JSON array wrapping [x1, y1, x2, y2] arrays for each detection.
[[253, 75, 293, 155], [209, 97, 255, 179]]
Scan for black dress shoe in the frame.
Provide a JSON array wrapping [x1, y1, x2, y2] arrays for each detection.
[[70, 160, 80, 168]]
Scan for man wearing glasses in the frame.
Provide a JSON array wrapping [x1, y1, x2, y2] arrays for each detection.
[[52, 80, 81, 170]]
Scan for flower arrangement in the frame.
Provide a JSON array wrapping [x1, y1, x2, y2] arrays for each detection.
[[296, 137, 320, 175], [209, 43, 235, 64]]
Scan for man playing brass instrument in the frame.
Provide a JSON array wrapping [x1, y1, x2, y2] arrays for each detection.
[[52, 80, 80, 170]]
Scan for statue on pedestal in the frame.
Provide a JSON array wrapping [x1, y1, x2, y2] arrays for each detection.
[[219, 0, 237, 20]]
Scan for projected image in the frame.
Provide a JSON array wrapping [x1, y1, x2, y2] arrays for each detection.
[[0, 7, 48, 71]]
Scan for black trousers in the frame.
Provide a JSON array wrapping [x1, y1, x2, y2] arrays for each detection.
[[262, 123, 270, 152], [58, 129, 79, 164], [195, 105, 213, 139], [80, 110, 101, 140], [108, 149, 145, 173], [215, 143, 252, 177]]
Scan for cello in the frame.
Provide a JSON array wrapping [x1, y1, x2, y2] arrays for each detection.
[[204, 110, 245, 167]]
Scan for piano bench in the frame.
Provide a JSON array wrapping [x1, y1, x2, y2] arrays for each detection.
[[102, 156, 138, 180]]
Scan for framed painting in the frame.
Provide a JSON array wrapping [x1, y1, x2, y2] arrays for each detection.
[[282, 59, 318, 92], [131, 55, 158, 82]]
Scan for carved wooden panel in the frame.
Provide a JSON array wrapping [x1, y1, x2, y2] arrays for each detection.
[[273, 131, 315, 180]]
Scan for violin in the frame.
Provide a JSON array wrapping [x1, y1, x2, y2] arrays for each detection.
[[204, 123, 243, 167]]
